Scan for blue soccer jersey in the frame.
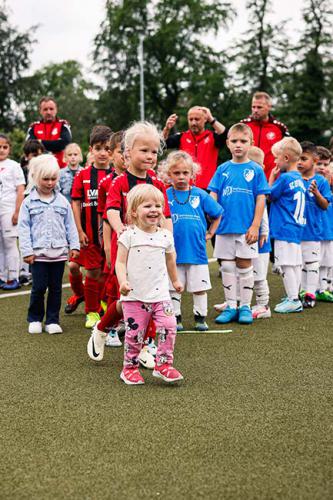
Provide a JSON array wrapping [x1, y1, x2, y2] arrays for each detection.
[[269, 170, 306, 243], [321, 184, 333, 240], [208, 160, 270, 235], [301, 174, 331, 241], [167, 186, 222, 264]]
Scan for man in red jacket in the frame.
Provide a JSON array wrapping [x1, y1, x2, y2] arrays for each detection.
[[162, 106, 226, 189], [241, 91, 289, 179], [26, 97, 72, 168]]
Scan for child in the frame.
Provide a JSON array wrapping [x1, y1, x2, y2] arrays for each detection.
[[18, 155, 80, 334], [20, 140, 46, 184], [87, 121, 172, 367], [0, 134, 26, 290], [116, 184, 183, 385], [269, 137, 306, 313], [71, 126, 113, 328], [165, 151, 222, 331], [298, 142, 331, 308], [59, 143, 83, 202], [315, 146, 333, 301], [208, 123, 270, 324]]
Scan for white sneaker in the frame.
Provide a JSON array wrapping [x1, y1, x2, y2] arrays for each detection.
[[28, 321, 42, 334], [214, 302, 228, 312], [105, 328, 122, 347], [45, 323, 63, 334], [138, 346, 155, 369], [146, 338, 157, 357], [252, 305, 271, 319], [87, 321, 107, 361]]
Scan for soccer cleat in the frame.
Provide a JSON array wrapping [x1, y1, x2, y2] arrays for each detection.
[[252, 305, 272, 319], [2, 279, 21, 290], [138, 346, 155, 369], [45, 323, 63, 334], [116, 320, 126, 338], [214, 302, 228, 312], [153, 364, 184, 383], [120, 367, 144, 385], [299, 289, 306, 300], [302, 292, 316, 309], [28, 321, 42, 334], [176, 315, 184, 332], [0, 278, 6, 288], [64, 295, 84, 314], [316, 290, 333, 302], [194, 315, 209, 331], [87, 321, 107, 361], [85, 312, 100, 329], [146, 337, 157, 357], [105, 328, 122, 347], [238, 305, 253, 324], [19, 275, 32, 286], [215, 306, 238, 324], [274, 298, 303, 314]]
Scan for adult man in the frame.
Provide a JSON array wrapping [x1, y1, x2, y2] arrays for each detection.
[[26, 97, 72, 168], [162, 106, 226, 189], [241, 92, 289, 179]]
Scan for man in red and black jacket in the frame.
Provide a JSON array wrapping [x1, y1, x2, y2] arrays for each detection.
[[241, 91, 289, 180], [162, 106, 227, 190], [26, 96, 72, 168]]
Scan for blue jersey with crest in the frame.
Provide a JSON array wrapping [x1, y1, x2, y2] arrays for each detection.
[[301, 174, 331, 241]]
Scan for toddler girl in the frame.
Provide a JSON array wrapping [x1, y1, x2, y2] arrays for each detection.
[[59, 143, 83, 202]]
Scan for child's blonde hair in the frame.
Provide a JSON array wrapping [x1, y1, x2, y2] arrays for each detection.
[[64, 143, 83, 163], [165, 150, 200, 180], [227, 122, 254, 141], [248, 146, 264, 168], [271, 137, 302, 161], [124, 121, 164, 154], [126, 184, 165, 225], [27, 154, 60, 191]]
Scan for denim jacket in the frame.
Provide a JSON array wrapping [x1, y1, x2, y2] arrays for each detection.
[[58, 165, 83, 202], [18, 187, 80, 257]]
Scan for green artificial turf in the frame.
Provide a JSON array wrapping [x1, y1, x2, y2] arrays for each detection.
[[1, 262, 333, 499]]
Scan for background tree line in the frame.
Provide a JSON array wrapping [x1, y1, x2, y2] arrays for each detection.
[[1, 0, 332, 159]]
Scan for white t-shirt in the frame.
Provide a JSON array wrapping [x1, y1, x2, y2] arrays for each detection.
[[118, 225, 175, 303], [0, 159, 25, 214]]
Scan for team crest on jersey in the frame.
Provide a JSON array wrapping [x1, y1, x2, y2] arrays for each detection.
[[244, 169, 254, 182], [51, 128, 58, 136], [204, 136, 210, 144], [266, 131, 276, 141], [189, 196, 200, 209], [171, 213, 179, 224]]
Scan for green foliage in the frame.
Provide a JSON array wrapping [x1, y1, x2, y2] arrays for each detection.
[[8, 128, 26, 162]]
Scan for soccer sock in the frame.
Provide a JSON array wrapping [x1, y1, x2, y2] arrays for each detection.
[[304, 261, 319, 295], [193, 293, 207, 317], [98, 273, 107, 302], [328, 267, 333, 292], [295, 265, 302, 294], [98, 300, 123, 332], [221, 260, 237, 308], [238, 266, 254, 307], [170, 291, 181, 317], [3, 236, 20, 281], [69, 271, 85, 297], [301, 267, 307, 291], [319, 266, 329, 293], [254, 279, 269, 306], [84, 276, 100, 313], [281, 265, 299, 300]]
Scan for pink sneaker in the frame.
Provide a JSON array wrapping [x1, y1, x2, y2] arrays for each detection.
[[153, 364, 184, 383], [120, 367, 144, 385]]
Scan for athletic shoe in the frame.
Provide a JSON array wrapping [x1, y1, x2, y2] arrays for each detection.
[[19, 275, 32, 286], [28, 321, 42, 334], [64, 295, 84, 314], [194, 315, 209, 331], [45, 323, 63, 334], [153, 364, 183, 383], [215, 306, 238, 324], [120, 367, 144, 385], [176, 315, 184, 332], [87, 322, 106, 361], [302, 292, 316, 309], [252, 305, 272, 319], [316, 290, 333, 302], [85, 312, 100, 329], [274, 299, 303, 313], [0, 278, 6, 288], [146, 337, 157, 357], [138, 346, 155, 369], [238, 305, 253, 324], [214, 302, 228, 312], [105, 328, 122, 347], [116, 320, 126, 338], [2, 279, 21, 290], [299, 289, 306, 300]]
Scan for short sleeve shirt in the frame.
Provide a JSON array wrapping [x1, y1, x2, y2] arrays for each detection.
[[0, 159, 25, 214]]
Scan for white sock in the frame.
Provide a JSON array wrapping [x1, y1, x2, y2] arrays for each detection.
[[238, 266, 254, 307], [171, 292, 181, 317], [304, 262, 319, 295], [319, 266, 329, 293], [193, 293, 207, 317], [281, 265, 299, 300], [301, 267, 307, 291], [254, 279, 269, 306], [221, 261, 237, 308]]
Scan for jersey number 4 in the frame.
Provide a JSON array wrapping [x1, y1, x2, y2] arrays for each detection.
[[293, 191, 306, 225]]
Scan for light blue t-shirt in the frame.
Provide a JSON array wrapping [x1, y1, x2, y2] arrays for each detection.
[[301, 174, 331, 241], [208, 160, 270, 235], [269, 170, 306, 244], [167, 186, 222, 264]]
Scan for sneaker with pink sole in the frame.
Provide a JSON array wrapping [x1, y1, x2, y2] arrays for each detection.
[[252, 305, 271, 319], [120, 367, 145, 385], [153, 364, 183, 383]]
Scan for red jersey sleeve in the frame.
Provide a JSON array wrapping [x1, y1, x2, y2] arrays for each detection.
[[71, 170, 84, 200], [106, 175, 123, 212], [98, 177, 107, 214], [156, 179, 171, 218]]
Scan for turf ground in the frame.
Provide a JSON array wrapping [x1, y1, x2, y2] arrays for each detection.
[[1, 262, 333, 499]]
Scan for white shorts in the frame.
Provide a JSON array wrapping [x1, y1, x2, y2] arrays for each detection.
[[320, 240, 333, 267], [253, 252, 269, 282], [214, 234, 258, 260], [274, 240, 302, 266], [0, 212, 18, 237], [170, 264, 211, 293], [301, 241, 321, 263]]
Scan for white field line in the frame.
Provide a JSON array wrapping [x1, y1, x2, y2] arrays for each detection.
[[180, 330, 232, 334]]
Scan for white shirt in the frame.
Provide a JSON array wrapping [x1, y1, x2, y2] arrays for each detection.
[[0, 159, 25, 214], [118, 225, 175, 303]]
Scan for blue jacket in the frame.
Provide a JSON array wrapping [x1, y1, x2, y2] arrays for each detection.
[[18, 187, 79, 257]]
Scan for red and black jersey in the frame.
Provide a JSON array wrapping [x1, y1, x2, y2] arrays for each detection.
[[71, 165, 112, 245], [97, 169, 117, 215], [27, 118, 72, 168]]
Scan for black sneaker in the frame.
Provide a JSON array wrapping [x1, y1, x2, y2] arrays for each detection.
[[64, 295, 84, 314], [194, 314, 209, 331], [176, 315, 184, 332]]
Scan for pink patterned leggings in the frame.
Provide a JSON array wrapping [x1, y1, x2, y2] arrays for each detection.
[[122, 300, 177, 368]]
